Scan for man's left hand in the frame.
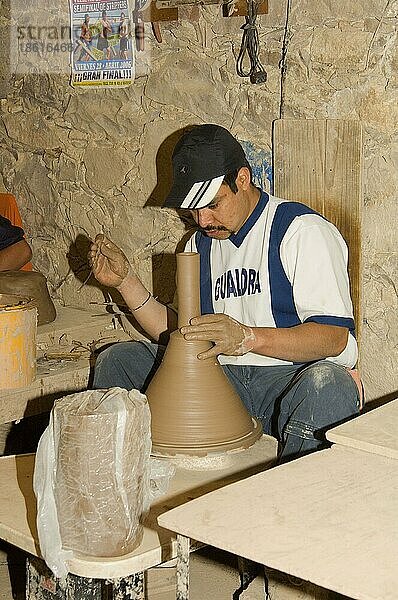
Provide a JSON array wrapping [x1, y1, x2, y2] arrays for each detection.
[[180, 314, 255, 360]]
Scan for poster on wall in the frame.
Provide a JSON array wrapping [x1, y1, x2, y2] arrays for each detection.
[[70, 0, 134, 88]]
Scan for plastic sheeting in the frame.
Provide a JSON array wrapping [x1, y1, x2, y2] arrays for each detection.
[[34, 387, 153, 580]]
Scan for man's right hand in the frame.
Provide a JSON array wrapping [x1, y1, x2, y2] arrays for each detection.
[[89, 234, 130, 289]]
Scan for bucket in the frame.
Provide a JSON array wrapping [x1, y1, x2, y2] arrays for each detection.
[[0, 293, 37, 389]]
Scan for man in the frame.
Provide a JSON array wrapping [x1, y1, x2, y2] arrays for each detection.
[[0, 214, 32, 271], [90, 124, 359, 462], [118, 12, 129, 59], [97, 10, 112, 60], [78, 14, 92, 62]]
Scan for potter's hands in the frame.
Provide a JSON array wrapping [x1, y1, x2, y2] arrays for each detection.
[[89, 234, 130, 289], [180, 314, 256, 360]]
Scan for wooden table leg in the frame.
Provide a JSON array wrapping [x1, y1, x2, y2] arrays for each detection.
[[176, 534, 190, 600]]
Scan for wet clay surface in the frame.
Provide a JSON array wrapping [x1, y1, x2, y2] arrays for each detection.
[[0, 271, 56, 325], [146, 252, 262, 456]]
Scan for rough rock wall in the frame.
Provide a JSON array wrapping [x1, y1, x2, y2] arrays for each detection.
[[0, 0, 397, 402], [280, 0, 398, 403]]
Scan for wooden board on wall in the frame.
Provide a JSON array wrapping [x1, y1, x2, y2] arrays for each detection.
[[273, 119, 362, 341]]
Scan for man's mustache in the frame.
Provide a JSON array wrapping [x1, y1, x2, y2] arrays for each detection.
[[201, 225, 230, 232]]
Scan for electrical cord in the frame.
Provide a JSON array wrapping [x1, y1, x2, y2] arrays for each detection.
[[236, 0, 267, 84]]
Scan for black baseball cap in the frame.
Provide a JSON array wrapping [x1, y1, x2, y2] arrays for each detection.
[[164, 124, 249, 210]]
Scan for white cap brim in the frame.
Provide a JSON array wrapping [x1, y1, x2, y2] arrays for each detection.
[[179, 176, 224, 210]]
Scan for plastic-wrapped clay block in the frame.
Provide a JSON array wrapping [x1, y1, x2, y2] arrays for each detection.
[[52, 387, 151, 557]]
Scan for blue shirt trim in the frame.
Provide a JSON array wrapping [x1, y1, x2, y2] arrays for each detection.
[[304, 315, 356, 336], [195, 231, 214, 315], [268, 202, 320, 328], [0, 215, 24, 251]]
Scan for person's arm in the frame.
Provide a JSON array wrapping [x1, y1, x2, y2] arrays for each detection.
[[249, 321, 348, 360], [180, 315, 348, 361], [0, 239, 32, 271], [89, 234, 177, 341], [117, 273, 178, 340]]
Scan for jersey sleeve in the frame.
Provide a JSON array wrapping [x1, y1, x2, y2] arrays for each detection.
[[0, 215, 25, 251], [280, 215, 358, 367]]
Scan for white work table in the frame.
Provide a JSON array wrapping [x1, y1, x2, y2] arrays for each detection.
[[326, 398, 398, 459], [0, 436, 277, 582], [159, 444, 398, 600]]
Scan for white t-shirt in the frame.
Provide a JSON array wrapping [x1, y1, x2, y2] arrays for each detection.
[[184, 191, 358, 368]]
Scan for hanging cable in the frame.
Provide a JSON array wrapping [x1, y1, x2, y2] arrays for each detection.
[[236, 0, 267, 84]]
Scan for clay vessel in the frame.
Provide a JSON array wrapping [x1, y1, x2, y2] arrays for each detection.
[[146, 252, 262, 456], [0, 270, 56, 325]]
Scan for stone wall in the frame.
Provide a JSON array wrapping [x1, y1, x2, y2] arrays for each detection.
[[0, 0, 397, 402]]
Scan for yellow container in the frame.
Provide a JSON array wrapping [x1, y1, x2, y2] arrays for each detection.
[[0, 294, 37, 390]]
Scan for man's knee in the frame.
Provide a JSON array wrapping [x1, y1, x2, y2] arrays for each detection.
[[293, 361, 360, 420], [95, 341, 137, 369], [93, 340, 163, 391], [279, 362, 360, 461], [93, 341, 143, 389], [302, 361, 357, 395]]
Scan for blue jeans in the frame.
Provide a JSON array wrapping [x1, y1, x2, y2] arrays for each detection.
[[93, 341, 360, 462]]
